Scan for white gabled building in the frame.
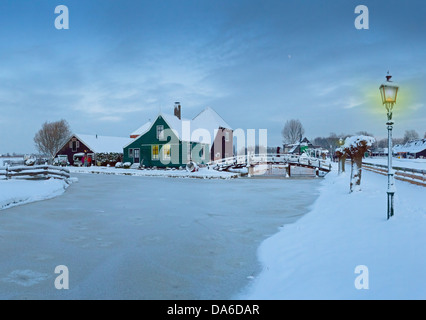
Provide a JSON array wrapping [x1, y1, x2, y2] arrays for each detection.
[[393, 139, 426, 159]]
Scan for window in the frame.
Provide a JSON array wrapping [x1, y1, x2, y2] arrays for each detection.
[[156, 125, 164, 140], [152, 145, 159, 160], [71, 140, 79, 152], [134, 149, 140, 160], [129, 148, 134, 158], [225, 131, 230, 142], [162, 144, 171, 161]]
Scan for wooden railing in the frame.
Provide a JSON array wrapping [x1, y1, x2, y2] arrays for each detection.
[[209, 154, 332, 172], [0, 165, 70, 181], [363, 162, 426, 187]]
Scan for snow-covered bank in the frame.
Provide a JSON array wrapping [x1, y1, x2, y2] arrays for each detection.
[[241, 170, 426, 299], [364, 157, 426, 170], [68, 166, 239, 179], [0, 179, 71, 210]]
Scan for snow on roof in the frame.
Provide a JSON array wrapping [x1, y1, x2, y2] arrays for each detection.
[[161, 113, 192, 141], [393, 139, 426, 153], [76, 134, 133, 153], [289, 145, 298, 153], [129, 107, 232, 146], [191, 107, 232, 145], [192, 107, 232, 130], [130, 121, 152, 137]]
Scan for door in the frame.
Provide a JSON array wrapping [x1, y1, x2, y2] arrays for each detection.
[[134, 148, 140, 164]]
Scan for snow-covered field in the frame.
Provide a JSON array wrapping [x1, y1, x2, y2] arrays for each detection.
[[68, 165, 239, 179], [0, 157, 23, 166], [364, 157, 426, 171], [0, 179, 70, 210], [240, 169, 426, 299]]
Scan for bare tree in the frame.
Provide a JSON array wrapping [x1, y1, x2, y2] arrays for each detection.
[[34, 120, 72, 161], [282, 119, 305, 144], [356, 131, 375, 137], [403, 130, 419, 143]]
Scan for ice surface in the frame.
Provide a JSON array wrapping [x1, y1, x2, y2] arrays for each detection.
[[0, 174, 321, 299]]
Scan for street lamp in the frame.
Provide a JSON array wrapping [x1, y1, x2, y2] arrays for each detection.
[[379, 73, 399, 220]]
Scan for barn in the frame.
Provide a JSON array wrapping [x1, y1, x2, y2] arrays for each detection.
[[55, 134, 132, 166]]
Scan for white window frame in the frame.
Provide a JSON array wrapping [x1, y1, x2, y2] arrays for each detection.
[[162, 144, 171, 161], [71, 140, 79, 152], [152, 145, 159, 160], [134, 148, 140, 160], [129, 148, 134, 158], [157, 125, 165, 141]]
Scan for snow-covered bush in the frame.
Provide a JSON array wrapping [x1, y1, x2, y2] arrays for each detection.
[[123, 162, 132, 169], [96, 152, 123, 167], [25, 158, 36, 166], [343, 135, 375, 192], [115, 162, 123, 168], [130, 163, 140, 170]]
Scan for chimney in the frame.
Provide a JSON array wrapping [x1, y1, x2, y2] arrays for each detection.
[[174, 102, 181, 120]]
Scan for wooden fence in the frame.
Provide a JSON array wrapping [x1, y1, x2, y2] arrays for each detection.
[[363, 162, 426, 187], [0, 165, 70, 181]]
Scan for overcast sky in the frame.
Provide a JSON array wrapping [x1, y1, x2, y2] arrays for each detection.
[[0, 0, 425, 153]]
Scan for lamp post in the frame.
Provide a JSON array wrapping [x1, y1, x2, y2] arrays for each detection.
[[379, 73, 399, 220], [337, 138, 345, 174]]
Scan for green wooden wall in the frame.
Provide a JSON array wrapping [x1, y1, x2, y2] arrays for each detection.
[[123, 115, 210, 168]]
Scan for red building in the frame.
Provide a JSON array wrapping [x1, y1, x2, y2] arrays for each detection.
[[55, 134, 132, 166]]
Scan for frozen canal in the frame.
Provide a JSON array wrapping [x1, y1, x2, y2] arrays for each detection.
[[0, 174, 321, 299]]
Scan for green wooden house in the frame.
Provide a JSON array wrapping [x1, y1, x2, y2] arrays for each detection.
[[123, 113, 210, 168]]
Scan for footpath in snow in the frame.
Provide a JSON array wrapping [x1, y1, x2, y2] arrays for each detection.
[[0, 179, 71, 211], [240, 169, 426, 299], [68, 166, 239, 179]]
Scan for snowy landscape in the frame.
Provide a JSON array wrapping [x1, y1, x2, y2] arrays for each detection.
[[240, 166, 426, 299], [0, 159, 424, 299], [1, 0, 425, 303]]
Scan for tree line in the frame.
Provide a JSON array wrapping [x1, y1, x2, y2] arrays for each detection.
[[282, 119, 425, 151]]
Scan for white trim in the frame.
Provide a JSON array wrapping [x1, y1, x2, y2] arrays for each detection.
[[157, 125, 165, 140], [134, 148, 140, 162], [162, 144, 171, 161], [151, 145, 160, 161]]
